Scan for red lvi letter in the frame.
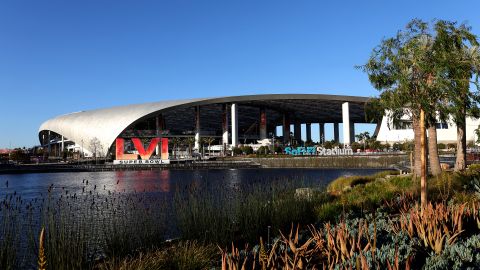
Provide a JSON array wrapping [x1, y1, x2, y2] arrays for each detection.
[[132, 138, 160, 160], [116, 138, 137, 160], [161, 138, 169, 160]]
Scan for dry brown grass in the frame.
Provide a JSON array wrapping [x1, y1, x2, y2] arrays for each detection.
[[97, 240, 217, 270]]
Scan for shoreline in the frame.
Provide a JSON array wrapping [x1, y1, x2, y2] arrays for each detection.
[[0, 155, 408, 174]]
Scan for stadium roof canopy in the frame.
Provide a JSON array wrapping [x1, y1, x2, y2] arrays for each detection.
[[39, 94, 370, 156]]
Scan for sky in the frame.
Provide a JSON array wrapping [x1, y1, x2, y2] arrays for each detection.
[[1, 0, 480, 148]]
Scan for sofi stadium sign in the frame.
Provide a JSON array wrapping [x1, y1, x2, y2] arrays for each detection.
[[113, 138, 169, 165], [284, 146, 353, 156]]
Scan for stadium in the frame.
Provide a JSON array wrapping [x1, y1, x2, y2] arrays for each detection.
[[38, 94, 370, 160]]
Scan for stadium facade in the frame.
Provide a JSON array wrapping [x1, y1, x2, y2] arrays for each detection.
[[39, 94, 480, 160], [38, 94, 369, 158]]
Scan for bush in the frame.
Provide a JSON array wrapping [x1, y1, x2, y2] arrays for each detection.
[[402, 141, 414, 151], [232, 147, 243, 155], [392, 142, 403, 151], [350, 142, 361, 152], [447, 143, 456, 150], [323, 140, 338, 149], [327, 170, 398, 194], [256, 146, 270, 155], [437, 143, 446, 150], [241, 146, 254, 155]]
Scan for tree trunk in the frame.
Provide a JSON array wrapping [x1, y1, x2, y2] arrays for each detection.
[[413, 116, 422, 178], [428, 126, 442, 176], [420, 109, 427, 210], [455, 120, 467, 171]]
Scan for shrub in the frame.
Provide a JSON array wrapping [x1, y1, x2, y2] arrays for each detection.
[[350, 142, 361, 152], [232, 147, 243, 155], [402, 141, 414, 151], [323, 140, 337, 149], [256, 146, 270, 155], [437, 143, 446, 150], [447, 143, 456, 150], [241, 146, 254, 155], [392, 142, 403, 151], [327, 170, 398, 194]]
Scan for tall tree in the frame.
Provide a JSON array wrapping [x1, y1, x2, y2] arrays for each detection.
[[434, 21, 480, 171], [359, 19, 439, 208]]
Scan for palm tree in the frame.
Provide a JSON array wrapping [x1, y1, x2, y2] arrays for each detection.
[[171, 137, 182, 158], [202, 137, 215, 156], [355, 132, 370, 151], [182, 137, 195, 156]]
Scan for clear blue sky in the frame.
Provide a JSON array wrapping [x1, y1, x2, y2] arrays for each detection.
[[1, 0, 479, 148]]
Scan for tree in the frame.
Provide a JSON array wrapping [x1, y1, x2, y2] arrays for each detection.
[[434, 21, 480, 171], [171, 137, 182, 158], [202, 137, 215, 156], [476, 125, 480, 145], [184, 136, 196, 156], [359, 19, 440, 209], [89, 137, 103, 164], [9, 148, 30, 163], [355, 132, 370, 151]]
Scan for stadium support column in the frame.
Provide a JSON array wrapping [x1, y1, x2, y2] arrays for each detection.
[[306, 123, 312, 142], [231, 103, 239, 147], [61, 136, 64, 153], [259, 107, 267, 139], [283, 114, 291, 144], [319, 123, 325, 144], [342, 102, 354, 145], [222, 104, 229, 151], [334, 123, 339, 143], [294, 121, 301, 143], [47, 131, 51, 156], [155, 115, 164, 155], [195, 106, 201, 151]]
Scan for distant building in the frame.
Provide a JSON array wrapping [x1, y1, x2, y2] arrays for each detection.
[[377, 114, 480, 144]]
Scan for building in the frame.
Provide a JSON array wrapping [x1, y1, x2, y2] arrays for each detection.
[[38, 94, 369, 158], [376, 114, 480, 144]]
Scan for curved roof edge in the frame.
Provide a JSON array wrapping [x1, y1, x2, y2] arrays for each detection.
[[39, 94, 370, 156]]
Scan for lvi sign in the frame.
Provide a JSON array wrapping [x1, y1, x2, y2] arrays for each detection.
[[114, 137, 169, 164]]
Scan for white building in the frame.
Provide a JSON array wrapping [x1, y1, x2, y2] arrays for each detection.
[[376, 114, 480, 144]]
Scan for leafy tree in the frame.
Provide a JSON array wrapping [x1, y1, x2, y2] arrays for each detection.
[[359, 19, 439, 208], [9, 148, 30, 163], [476, 125, 480, 145], [89, 137, 103, 162], [434, 21, 480, 171]]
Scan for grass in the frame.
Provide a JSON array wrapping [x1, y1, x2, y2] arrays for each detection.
[[97, 241, 217, 270], [326, 170, 399, 194], [173, 176, 322, 246]]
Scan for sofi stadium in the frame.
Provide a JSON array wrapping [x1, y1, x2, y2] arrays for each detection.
[[38, 94, 370, 162]]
